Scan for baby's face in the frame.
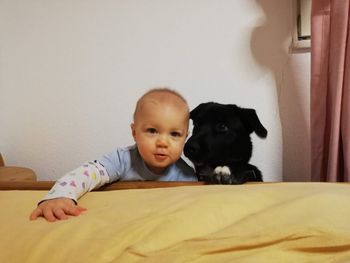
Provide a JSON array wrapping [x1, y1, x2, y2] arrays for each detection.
[[131, 97, 189, 174]]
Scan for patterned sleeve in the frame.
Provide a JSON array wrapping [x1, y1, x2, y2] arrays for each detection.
[[40, 160, 110, 203]]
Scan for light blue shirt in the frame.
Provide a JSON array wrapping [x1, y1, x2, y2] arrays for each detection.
[[99, 145, 197, 182]]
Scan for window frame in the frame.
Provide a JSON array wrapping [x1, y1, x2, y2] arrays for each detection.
[[292, 0, 311, 51]]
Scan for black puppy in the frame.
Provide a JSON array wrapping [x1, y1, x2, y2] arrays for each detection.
[[184, 102, 267, 184]]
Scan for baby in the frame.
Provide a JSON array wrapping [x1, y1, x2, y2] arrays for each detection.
[[30, 88, 197, 222]]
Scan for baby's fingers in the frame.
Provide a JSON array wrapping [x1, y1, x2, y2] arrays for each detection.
[[43, 208, 57, 222], [53, 208, 69, 220], [76, 205, 87, 212], [29, 207, 43, 221], [63, 205, 86, 217], [29, 199, 87, 222]]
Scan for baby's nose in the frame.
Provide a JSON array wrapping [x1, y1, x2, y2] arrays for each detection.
[[156, 135, 169, 147]]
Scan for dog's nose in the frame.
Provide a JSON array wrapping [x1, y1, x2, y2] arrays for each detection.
[[185, 142, 200, 156]]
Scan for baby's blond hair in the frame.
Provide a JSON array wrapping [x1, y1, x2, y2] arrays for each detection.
[[133, 87, 189, 121]]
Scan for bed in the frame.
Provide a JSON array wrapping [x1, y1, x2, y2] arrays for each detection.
[[1, 181, 350, 262]]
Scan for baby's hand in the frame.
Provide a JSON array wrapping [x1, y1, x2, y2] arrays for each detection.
[[29, 198, 87, 222]]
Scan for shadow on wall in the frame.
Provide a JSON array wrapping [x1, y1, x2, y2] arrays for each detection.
[[250, 0, 310, 181]]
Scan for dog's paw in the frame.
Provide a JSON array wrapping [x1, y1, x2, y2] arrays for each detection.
[[214, 166, 232, 184], [214, 166, 231, 176]]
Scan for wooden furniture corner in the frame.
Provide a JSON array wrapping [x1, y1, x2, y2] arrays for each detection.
[[0, 153, 37, 182]]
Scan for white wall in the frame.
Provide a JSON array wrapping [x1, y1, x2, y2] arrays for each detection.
[[0, 0, 310, 181]]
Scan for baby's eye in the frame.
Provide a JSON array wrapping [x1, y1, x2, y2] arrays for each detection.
[[146, 128, 157, 134], [170, 131, 182, 137]]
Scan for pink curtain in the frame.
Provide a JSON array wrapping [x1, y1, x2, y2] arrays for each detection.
[[311, 0, 350, 181]]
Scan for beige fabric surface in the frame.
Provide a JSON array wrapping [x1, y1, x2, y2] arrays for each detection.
[[1, 183, 350, 262]]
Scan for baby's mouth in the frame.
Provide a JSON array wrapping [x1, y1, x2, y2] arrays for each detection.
[[154, 153, 167, 160]]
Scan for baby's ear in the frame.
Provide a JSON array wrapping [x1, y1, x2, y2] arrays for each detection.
[[130, 123, 136, 139]]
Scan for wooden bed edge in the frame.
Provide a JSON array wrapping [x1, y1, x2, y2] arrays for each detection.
[[0, 181, 207, 191], [1, 181, 347, 191]]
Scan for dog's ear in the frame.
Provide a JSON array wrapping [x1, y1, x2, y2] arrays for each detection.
[[190, 102, 214, 123], [237, 107, 268, 138]]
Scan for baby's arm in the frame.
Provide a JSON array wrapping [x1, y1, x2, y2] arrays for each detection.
[[30, 161, 109, 222]]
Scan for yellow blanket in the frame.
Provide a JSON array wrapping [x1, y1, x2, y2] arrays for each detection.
[[1, 183, 350, 262]]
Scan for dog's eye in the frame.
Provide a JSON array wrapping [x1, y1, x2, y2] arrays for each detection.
[[216, 123, 229, 133]]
